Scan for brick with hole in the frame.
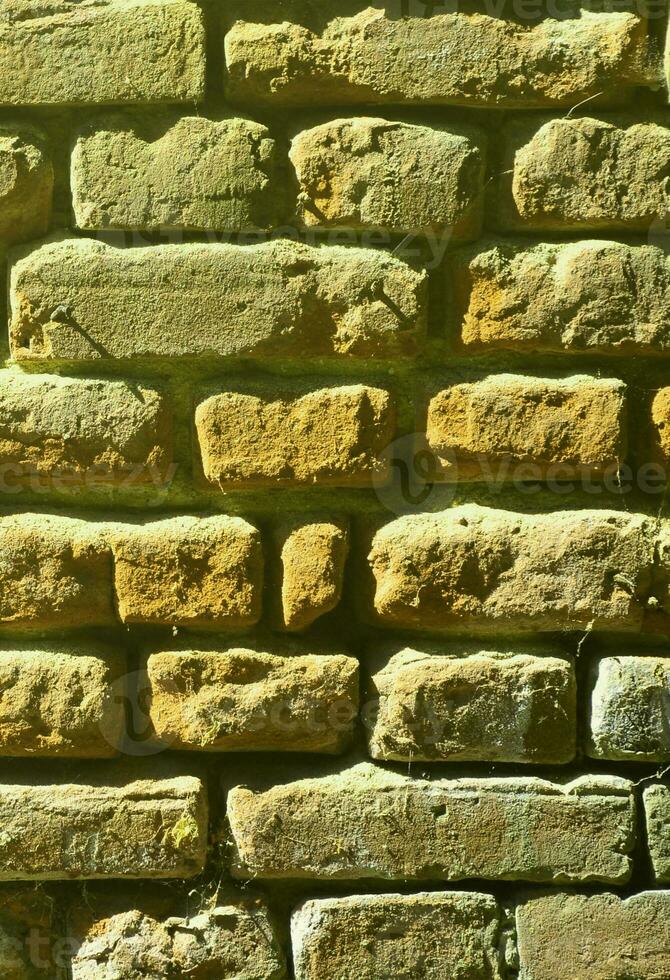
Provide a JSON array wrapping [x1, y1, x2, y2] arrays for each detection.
[[448, 239, 670, 354], [195, 385, 394, 488], [290, 117, 486, 239], [146, 638, 358, 754], [365, 641, 576, 764], [224, 2, 651, 108], [0, 0, 205, 107], [72, 114, 283, 232], [227, 762, 634, 884], [10, 238, 426, 361], [425, 374, 626, 482], [291, 892, 504, 980], [112, 516, 263, 629]]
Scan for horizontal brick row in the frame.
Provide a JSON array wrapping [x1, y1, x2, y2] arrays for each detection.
[[2, 884, 669, 978], [0, 635, 666, 765], [0, 764, 664, 883], [13, 112, 670, 239], [0, 2, 665, 114], [5, 506, 670, 633], [12, 237, 670, 363], [6, 368, 670, 490]]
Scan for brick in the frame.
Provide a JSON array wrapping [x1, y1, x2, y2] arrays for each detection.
[[69, 890, 287, 980], [291, 892, 503, 980], [643, 784, 670, 882], [10, 238, 426, 361], [0, 513, 114, 630], [224, 4, 650, 108], [272, 520, 349, 631], [195, 385, 394, 488], [112, 516, 263, 628], [72, 114, 282, 232], [496, 115, 670, 233], [366, 505, 653, 633], [649, 386, 670, 463], [515, 891, 670, 980], [290, 117, 485, 239], [0, 370, 172, 486], [0, 124, 52, 244], [0, 886, 59, 978], [366, 642, 576, 764], [0, 0, 205, 107], [227, 762, 634, 883], [426, 374, 626, 481], [146, 639, 358, 753], [0, 769, 207, 879], [0, 640, 126, 757], [449, 239, 670, 354], [587, 655, 670, 761]]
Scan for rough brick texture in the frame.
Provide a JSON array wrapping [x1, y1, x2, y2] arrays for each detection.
[[0, 0, 206, 106], [228, 763, 634, 884], [10, 238, 427, 361], [72, 114, 282, 232], [1, 0, 669, 970], [291, 892, 503, 980], [426, 374, 626, 481], [366, 642, 576, 763]]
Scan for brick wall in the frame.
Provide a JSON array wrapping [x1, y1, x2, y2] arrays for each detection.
[[0, 0, 669, 976]]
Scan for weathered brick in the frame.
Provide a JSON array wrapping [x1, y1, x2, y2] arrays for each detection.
[[0, 0, 205, 106], [0, 513, 114, 630], [224, 3, 650, 108], [515, 891, 670, 980], [195, 385, 394, 488], [448, 239, 670, 354], [366, 505, 653, 633], [112, 516, 263, 628], [496, 115, 670, 233], [227, 762, 634, 883], [366, 642, 576, 764], [649, 386, 670, 464], [0, 769, 207, 879], [643, 784, 670, 882], [272, 520, 349, 631], [290, 117, 485, 238], [291, 892, 503, 980], [0, 124, 52, 244], [587, 654, 670, 761], [0, 641, 126, 757], [69, 890, 287, 980], [10, 238, 426, 361], [72, 115, 282, 232], [146, 639, 358, 753], [0, 886, 59, 978], [426, 374, 626, 481], [0, 370, 172, 486]]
